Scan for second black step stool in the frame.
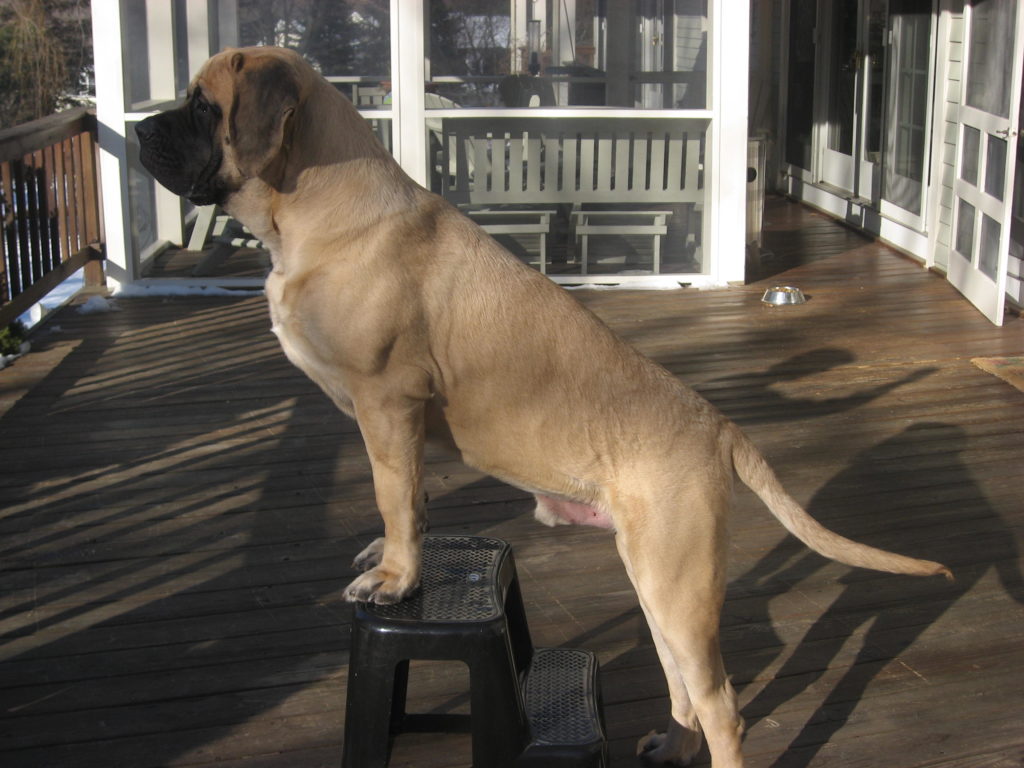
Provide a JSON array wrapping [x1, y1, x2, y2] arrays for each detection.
[[342, 535, 607, 767]]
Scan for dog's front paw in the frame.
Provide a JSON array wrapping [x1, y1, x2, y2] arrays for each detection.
[[352, 537, 385, 572], [637, 726, 702, 766], [344, 565, 419, 605]]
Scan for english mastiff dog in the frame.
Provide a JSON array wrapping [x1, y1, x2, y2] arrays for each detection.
[[136, 47, 951, 768]]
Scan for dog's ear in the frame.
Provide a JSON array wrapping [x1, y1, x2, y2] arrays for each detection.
[[228, 51, 299, 178]]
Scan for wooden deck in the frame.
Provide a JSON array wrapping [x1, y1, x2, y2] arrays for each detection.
[[2, 198, 1023, 767]]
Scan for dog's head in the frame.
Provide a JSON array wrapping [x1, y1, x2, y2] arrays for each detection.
[[135, 47, 306, 206]]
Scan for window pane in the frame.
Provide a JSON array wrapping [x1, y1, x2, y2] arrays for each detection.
[[826, 1, 859, 155], [236, 1, 391, 108], [432, 116, 707, 275], [426, 1, 708, 109], [122, 1, 194, 108], [955, 198, 976, 258], [864, 0, 887, 158], [979, 213, 1001, 279], [882, 1, 932, 215], [961, 125, 980, 185], [985, 134, 1007, 200], [784, 0, 817, 168], [965, 0, 1015, 118]]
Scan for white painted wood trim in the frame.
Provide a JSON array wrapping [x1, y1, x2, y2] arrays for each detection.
[[393, 0, 427, 186], [423, 108, 714, 120], [186, 0, 212, 77], [709, 0, 749, 285], [146, 1, 175, 101], [91, 0, 134, 290]]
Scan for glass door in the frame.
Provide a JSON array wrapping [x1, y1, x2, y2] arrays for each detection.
[[817, 0, 887, 200], [819, 1, 860, 192], [949, 0, 1023, 326], [880, 0, 934, 226]]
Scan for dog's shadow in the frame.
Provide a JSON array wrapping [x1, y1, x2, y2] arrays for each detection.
[[728, 422, 1024, 768], [702, 347, 936, 426]]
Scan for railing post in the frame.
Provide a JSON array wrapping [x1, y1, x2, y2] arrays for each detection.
[[0, 108, 107, 325]]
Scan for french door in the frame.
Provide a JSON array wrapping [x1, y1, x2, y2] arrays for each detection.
[[949, 0, 1024, 326], [817, 0, 886, 200]]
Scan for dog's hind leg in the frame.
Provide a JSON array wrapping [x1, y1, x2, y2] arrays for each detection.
[[623, 552, 704, 766], [615, 487, 745, 768], [343, 391, 428, 605]]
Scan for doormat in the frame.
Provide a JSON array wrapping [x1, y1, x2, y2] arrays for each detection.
[[971, 356, 1024, 393]]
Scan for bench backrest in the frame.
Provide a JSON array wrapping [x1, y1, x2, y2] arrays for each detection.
[[440, 117, 705, 205]]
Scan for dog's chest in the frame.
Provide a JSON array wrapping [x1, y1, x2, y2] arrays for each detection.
[[265, 271, 356, 414]]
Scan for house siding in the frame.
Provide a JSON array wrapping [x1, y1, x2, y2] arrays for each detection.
[[934, 9, 964, 272]]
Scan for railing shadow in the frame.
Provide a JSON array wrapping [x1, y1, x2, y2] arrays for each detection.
[[731, 422, 1024, 767], [0, 297, 372, 766]]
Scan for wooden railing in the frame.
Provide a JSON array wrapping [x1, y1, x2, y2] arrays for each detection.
[[0, 107, 105, 327]]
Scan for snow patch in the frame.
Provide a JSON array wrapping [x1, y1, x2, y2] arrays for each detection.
[[0, 341, 31, 370], [77, 295, 120, 314]]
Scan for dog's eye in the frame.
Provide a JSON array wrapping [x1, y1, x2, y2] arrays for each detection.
[[192, 93, 218, 119]]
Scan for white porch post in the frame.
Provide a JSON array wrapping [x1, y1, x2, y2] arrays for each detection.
[[710, 0, 750, 285], [91, 0, 134, 290], [186, 0, 213, 74], [146, 1, 186, 247], [393, 0, 428, 186]]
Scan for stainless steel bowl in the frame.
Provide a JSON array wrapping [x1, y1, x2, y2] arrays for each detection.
[[761, 285, 807, 306]]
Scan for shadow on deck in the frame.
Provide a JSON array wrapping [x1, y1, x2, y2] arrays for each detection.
[[1, 198, 1023, 767]]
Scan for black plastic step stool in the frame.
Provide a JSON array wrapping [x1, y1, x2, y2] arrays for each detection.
[[342, 535, 606, 768]]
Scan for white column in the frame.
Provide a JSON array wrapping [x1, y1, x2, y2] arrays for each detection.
[[91, 0, 134, 289], [511, 0, 528, 73], [146, 0, 176, 101], [392, 0, 428, 186], [709, 0, 749, 285], [186, 0, 212, 76]]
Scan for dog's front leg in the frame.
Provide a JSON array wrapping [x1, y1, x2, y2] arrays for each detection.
[[344, 390, 428, 605]]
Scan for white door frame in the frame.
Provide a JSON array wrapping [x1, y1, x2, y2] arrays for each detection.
[[948, 0, 1024, 325], [878, 3, 938, 232]]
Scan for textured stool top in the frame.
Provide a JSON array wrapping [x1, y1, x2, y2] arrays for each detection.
[[367, 535, 509, 623], [525, 648, 604, 747]]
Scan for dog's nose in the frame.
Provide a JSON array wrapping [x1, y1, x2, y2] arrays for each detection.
[[135, 119, 155, 145]]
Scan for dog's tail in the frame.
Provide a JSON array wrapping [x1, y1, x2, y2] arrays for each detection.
[[729, 424, 952, 580]]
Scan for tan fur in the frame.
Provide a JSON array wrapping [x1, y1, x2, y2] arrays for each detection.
[[185, 47, 951, 767]]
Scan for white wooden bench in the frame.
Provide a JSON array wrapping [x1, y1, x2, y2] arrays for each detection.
[[440, 117, 705, 274]]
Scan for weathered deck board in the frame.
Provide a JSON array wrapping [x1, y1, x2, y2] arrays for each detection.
[[1, 198, 1023, 767]]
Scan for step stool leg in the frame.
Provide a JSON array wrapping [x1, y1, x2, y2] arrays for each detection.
[[470, 635, 531, 768], [343, 629, 407, 768], [504, 572, 533, 674], [390, 659, 411, 734]]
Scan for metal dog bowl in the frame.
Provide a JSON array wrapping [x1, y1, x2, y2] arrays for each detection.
[[761, 285, 807, 306]]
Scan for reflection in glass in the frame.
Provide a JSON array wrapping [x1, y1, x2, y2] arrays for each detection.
[[431, 116, 707, 276], [236, 1, 391, 108], [979, 213, 1001, 280], [956, 198, 976, 259], [882, 0, 931, 215], [961, 125, 980, 185], [425, 1, 708, 109], [122, 2, 195, 108], [985, 134, 1007, 201], [965, 0, 1015, 118], [826, 1, 858, 155], [784, 0, 817, 169], [865, 0, 887, 159]]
